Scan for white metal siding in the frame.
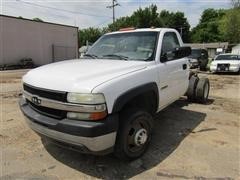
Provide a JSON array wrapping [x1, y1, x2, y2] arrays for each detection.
[[232, 45, 240, 55], [0, 16, 78, 66]]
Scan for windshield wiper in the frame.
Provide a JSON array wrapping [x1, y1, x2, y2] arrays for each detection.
[[84, 54, 99, 59], [102, 54, 129, 60]]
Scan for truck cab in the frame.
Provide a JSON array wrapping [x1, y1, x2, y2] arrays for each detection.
[[19, 28, 209, 160]]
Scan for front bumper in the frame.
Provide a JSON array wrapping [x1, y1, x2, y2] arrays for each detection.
[[19, 97, 118, 154], [210, 66, 239, 72]]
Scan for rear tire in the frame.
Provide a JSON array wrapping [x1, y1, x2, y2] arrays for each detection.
[[114, 108, 153, 160], [195, 78, 210, 104], [186, 75, 199, 102]]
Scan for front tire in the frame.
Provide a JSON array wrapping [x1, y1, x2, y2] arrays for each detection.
[[114, 109, 153, 160]]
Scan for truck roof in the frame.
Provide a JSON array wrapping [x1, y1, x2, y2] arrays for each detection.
[[106, 28, 175, 35]]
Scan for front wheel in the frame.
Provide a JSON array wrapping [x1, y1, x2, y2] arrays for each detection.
[[114, 109, 153, 160]]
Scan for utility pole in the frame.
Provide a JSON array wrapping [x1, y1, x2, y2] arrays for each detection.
[[107, 0, 120, 23], [179, 27, 184, 38]]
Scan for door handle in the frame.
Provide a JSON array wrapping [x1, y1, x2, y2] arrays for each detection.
[[182, 64, 187, 70]]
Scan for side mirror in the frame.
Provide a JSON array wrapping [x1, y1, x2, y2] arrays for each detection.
[[160, 46, 191, 63], [174, 46, 192, 59]]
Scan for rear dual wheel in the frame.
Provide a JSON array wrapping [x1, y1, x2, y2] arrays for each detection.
[[187, 76, 210, 104], [195, 78, 210, 103], [186, 75, 199, 101]]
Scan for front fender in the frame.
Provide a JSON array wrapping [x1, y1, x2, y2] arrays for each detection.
[[91, 64, 159, 114], [112, 82, 159, 113]]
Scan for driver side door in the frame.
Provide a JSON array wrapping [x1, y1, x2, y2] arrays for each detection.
[[157, 32, 189, 109]]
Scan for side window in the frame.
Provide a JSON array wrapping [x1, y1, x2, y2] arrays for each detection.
[[161, 32, 180, 58]]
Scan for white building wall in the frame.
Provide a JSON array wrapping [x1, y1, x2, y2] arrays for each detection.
[[232, 44, 240, 55], [0, 15, 78, 66]]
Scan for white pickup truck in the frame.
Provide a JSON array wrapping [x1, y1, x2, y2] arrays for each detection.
[[19, 28, 210, 160]]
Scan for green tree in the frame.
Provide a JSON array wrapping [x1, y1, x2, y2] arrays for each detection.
[[78, 28, 103, 47], [107, 16, 135, 31], [79, 5, 191, 45], [131, 5, 163, 28], [108, 5, 163, 31], [32, 18, 44, 22], [160, 10, 190, 42], [190, 9, 226, 43], [223, 3, 240, 43], [107, 5, 190, 42]]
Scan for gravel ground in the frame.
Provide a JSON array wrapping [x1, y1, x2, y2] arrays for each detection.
[[0, 69, 239, 180]]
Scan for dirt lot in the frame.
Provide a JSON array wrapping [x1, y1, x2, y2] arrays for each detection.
[[0, 69, 239, 180]]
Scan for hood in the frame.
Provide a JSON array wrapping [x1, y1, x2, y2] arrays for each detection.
[[23, 59, 147, 93], [211, 60, 240, 65]]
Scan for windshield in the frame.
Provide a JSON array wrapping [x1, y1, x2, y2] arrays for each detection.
[[189, 49, 201, 59], [86, 31, 159, 61], [215, 55, 240, 60]]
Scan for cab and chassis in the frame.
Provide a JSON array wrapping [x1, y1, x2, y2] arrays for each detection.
[[19, 28, 210, 160]]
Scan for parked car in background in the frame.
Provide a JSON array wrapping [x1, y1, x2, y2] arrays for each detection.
[[210, 54, 240, 73], [188, 48, 209, 71]]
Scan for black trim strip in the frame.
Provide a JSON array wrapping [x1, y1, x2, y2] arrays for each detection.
[[112, 82, 159, 113]]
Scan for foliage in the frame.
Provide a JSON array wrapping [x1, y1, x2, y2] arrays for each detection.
[[78, 28, 104, 47], [78, 4, 240, 46], [191, 5, 240, 44], [107, 5, 190, 42], [160, 10, 190, 42], [190, 9, 227, 43], [223, 6, 240, 43], [32, 18, 44, 22], [78, 5, 190, 46], [107, 5, 163, 31]]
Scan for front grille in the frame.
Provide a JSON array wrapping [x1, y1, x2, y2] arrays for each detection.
[[28, 100, 66, 119], [217, 64, 230, 71], [23, 84, 67, 119], [23, 83, 67, 102]]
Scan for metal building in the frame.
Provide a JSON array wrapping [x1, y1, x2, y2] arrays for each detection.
[[185, 42, 229, 58], [232, 44, 240, 55], [0, 15, 78, 66]]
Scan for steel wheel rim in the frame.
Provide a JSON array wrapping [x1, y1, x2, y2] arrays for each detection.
[[127, 118, 149, 153]]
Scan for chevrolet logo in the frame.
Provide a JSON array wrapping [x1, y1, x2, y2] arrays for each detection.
[[31, 96, 41, 105]]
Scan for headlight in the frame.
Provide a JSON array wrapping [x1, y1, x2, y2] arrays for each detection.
[[67, 93, 105, 104]]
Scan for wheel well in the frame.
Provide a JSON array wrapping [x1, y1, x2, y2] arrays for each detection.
[[121, 91, 158, 115]]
